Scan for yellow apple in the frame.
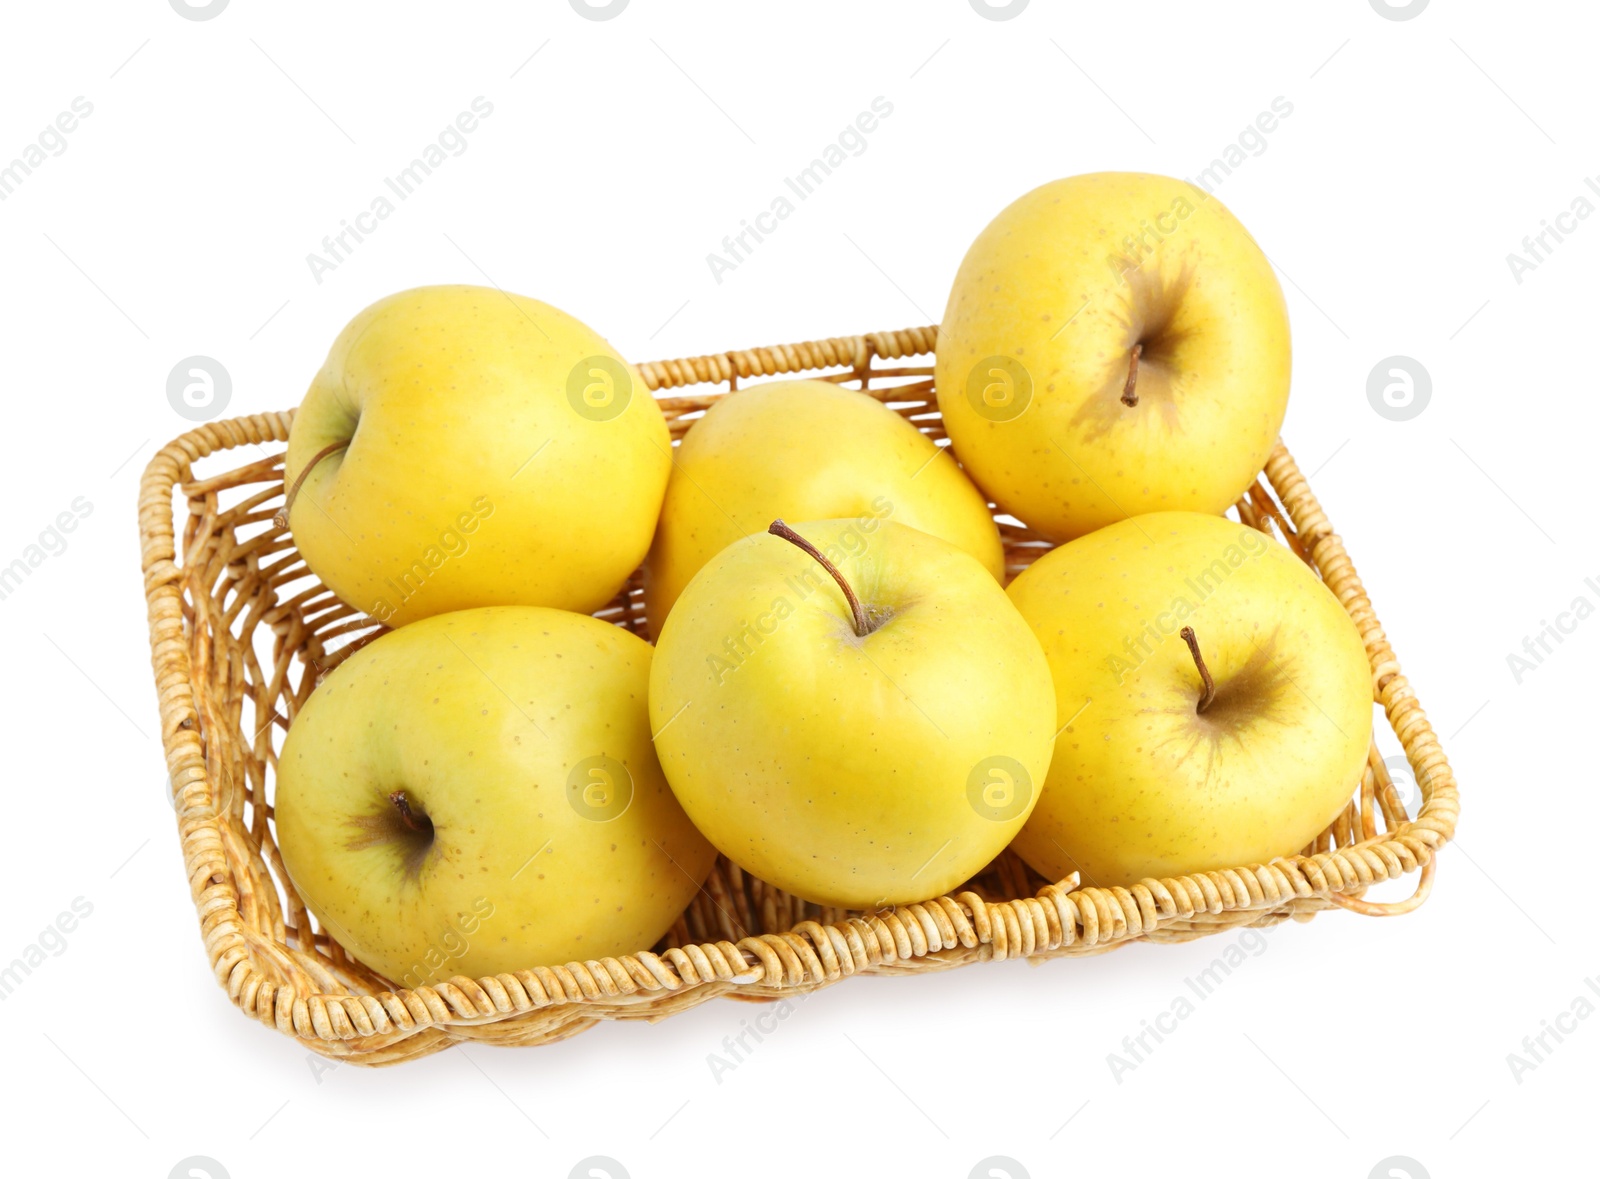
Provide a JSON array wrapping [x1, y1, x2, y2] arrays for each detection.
[[649, 518, 1056, 908], [643, 378, 1003, 637], [275, 606, 715, 984], [936, 172, 1291, 542], [282, 285, 670, 627], [1005, 511, 1373, 887]]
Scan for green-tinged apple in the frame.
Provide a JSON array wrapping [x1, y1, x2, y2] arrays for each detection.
[[275, 606, 715, 985], [1005, 511, 1373, 887], [936, 172, 1291, 542], [644, 379, 1003, 637], [649, 518, 1056, 908], [281, 285, 670, 628]]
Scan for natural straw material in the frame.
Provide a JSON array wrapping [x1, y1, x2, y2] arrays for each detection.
[[139, 325, 1460, 1065]]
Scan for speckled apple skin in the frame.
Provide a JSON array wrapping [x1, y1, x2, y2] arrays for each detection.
[[936, 173, 1291, 542], [276, 606, 715, 985]]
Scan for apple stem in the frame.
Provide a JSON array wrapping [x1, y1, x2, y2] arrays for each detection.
[[1121, 343, 1143, 407], [1179, 626, 1217, 713], [274, 439, 350, 530], [389, 790, 433, 837], [767, 519, 870, 637]]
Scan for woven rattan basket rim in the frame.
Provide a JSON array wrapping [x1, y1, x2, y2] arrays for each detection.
[[138, 323, 1460, 1062]]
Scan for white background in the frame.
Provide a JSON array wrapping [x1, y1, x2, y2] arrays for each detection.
[[1, 1, 1590, 1176]]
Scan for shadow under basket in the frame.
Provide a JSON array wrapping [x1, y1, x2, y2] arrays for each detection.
[[139, 323, 1461, 1065]]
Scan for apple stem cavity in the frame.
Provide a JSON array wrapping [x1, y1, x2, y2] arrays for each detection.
[[388, 790, 434, 838], [767, 519, 870, 637], [274, 439, 351, 530], [1121, 343, 1143, 408], [1179, 626, 1217, 713]]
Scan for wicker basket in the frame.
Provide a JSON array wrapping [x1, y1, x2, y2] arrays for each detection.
[[139, 324, 1460, 1065]]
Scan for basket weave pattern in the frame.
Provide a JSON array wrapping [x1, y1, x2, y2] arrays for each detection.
[[139, 326, 1460, 1065]]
